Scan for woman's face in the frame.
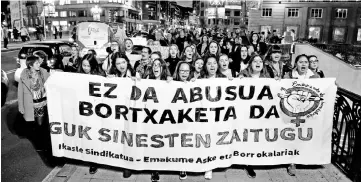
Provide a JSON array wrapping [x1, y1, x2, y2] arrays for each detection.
[[227, 32, 231, 37], [115, 58, 128, 74], [208, 37, 213, 43], [152, 60, 162, 78], [251, 56, 263, 73], [71, 47, 78, 56], [31, 59, 41, 71], [202, 36, 208, 42], [191, 45, 196, 53], [82, 60, 91, 74], [296, 56, 309, 74], [271, 52, 282, 62], [226, 42, 232, 49], [219, 39, 224, 46], [309, 56, 318, 70], [185, 47, 193, 59], [206, 57, 218, 76], [170, 46, 178, 58], [167, 34, 172, 40], [248, 46, 255, 56], [111, 44, 119, 52], [209, 43, 218, 55], [240, 47, 248, 59], [252, 34, 258, 42], [151, 54, 160, 62], [38, 57, 44, 64], [219, 55, 229, 71], [180, 30, 185, 37], [232, 33, 237, 38], [179, 63, 190, 81], [195, 59, 204, 72], [125, 40, 133, 50]]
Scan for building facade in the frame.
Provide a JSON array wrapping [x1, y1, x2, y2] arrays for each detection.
[[248, 0, 361, 44], [193, 0, 247, 31], [45, 0, 141, 33]]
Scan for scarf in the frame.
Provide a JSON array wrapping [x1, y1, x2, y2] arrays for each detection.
[[291, 69, 315, 79]]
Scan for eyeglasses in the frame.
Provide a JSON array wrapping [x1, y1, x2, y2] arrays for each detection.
[[180, 70, 190, 74], [310, 60, 318, 63]]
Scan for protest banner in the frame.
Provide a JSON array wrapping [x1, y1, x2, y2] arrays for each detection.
[[46, 72, 337, 172]]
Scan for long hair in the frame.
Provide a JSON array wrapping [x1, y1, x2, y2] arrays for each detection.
[[148, 58, 168, 80], [250, 32, 260, 44], [181, 45, 198, 62], [168, 44, 180, 58], [108, 52, 135, 77], [190, 57, 205, 78], [173, 61, 192, 81], [203, 55, 224, 78], [242, 53, 269, 78], [204, 41, 221, 58], [77, 53, 101, 75], [293, 54, 309, 69]]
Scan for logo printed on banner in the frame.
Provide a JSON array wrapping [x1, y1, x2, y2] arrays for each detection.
[[278, 81, 325, 127]]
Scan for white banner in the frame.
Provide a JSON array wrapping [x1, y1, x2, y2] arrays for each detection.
[[46, 73, 337, 172]]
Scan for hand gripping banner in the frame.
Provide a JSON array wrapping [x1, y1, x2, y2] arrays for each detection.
[[45, 72, 337, 172]]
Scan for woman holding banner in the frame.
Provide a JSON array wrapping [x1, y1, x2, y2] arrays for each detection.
[[18, 55, 51, 160], [107, 52, 135, 78], [190, 58, 205, 81], [282, 54, 319, 176], [77, 54, 105, 174], [173, 61, 192, 83]]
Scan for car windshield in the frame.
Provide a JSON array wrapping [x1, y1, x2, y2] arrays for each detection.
[[19, 46, 54, 59]]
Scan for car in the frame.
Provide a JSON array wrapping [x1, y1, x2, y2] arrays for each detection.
[[14, 41, 75, 82], [132, 31, 149, 38], [1, 70, 9, 107]]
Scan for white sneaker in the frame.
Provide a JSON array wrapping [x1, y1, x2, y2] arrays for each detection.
[[204, 170, 212, 180]]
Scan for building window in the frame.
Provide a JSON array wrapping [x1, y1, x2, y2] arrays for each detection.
[[357, 28, 361, 42], [234, 20, 240, 25], [69, 11, 76, 17], [335, 8, 347, 18], [78, 10, 87, 17], [288, 8, 299, 17], [262, 8, 272, 17], [201, 11, 204, 16], [208, 19, 210, 24], [77, 0, 83, 3], [234, 11, 240, 16], [53, 11, 59, 17], [60, 11, 67, 17], [59, 0, 65, 5], [90, 0, 99, 3], [65, 0, 70, 4], [225, 11, 230, 16], [308, 26, 321, 40], [201, 2, 204, 7], [311, 8, 322, 18], [333, 27, 346, 42]]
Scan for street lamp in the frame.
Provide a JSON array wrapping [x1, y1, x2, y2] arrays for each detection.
[[91, 5, 102, 21]]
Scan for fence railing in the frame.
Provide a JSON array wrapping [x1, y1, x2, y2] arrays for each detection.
[[332, 87, 361, 182]]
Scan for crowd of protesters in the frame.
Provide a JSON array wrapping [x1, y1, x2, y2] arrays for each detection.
[[17, 26, 325, 182]]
